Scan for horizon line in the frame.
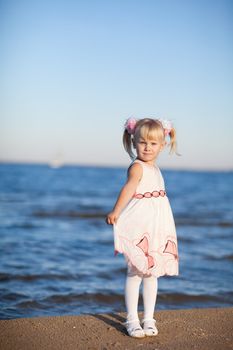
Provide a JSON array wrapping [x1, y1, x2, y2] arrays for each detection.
[[0, 159, 232, 173]]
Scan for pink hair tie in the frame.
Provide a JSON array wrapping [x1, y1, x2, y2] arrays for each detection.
[[159, 119, 173, 136], [124, 117, 137, 135]]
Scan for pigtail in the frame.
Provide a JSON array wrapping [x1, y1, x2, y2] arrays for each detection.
[[123, 130, 135, 160], [168, 127, 179, 155]]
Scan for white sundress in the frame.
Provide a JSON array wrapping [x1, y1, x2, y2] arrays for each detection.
[[113, 159, 179, 277]]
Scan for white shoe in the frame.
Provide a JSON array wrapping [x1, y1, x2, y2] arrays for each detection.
[[124, 319, 145, 338], [142, 318, 158, 336]]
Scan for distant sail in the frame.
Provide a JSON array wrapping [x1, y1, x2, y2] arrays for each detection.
[[49, 152, 63, 168]]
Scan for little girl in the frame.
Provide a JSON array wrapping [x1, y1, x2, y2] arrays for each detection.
[[106, 117, 179, 338]]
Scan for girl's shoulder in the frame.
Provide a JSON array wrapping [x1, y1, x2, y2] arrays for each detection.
[[133, 159, 147, 167], [127, 160, 143, 177]]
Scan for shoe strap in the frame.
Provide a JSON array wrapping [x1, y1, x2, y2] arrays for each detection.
[[124, 318, 140, 325], [142, 318, 156, 324]]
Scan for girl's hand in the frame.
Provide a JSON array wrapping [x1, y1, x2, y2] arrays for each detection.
[[106, 211, 119, 225]]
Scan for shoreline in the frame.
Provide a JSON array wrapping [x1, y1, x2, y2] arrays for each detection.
[[0, 307, 232, 350]]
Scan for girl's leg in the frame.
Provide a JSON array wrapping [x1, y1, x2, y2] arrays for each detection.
[[125, 272, 142, 322], [142, 274, 158, 320], [124, 268, 145, 337], [142, 275, 159, 336]]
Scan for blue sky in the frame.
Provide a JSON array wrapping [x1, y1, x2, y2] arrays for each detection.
[[1, 0, 233, 170]]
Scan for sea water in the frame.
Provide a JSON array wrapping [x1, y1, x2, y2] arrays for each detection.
[[0, 163, 232, 319]]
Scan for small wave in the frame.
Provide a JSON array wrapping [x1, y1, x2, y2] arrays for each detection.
[[100, 239, 113, 246], [45, 292, 123, 304], [6, 223, 39, 230], [32, 210, 233, 227], [97, 267, 126, 279], [178, 237, 195, 243], [158, 292, 233, 304], [224, 254, 233, 261], [96, 266, 127, 278], [1, 292, 28, 301], [14, 291, 233, 310], [175, 218, 233, 227], [33, 210, 106, 219], [204, 254, 233, 262], [0, 273, 79, 282], [17, 300, 46, 309]]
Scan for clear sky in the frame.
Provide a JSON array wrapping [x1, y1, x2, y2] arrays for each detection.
[[1, 0, 233, 170]]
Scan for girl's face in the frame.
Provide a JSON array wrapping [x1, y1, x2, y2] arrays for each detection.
[[134, 135, 165, 165]]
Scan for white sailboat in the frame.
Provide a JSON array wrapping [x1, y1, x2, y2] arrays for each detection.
[[49, 152, 64, 169]]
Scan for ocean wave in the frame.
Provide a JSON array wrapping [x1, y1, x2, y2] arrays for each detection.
[[175, 218, 233, 227], [44, 292, 123, 304], [158, 292, 233, 304], [1, 289, 232, 320], [32, 210, 233, 227], [11, 291, 233, 310], [4, 223, 40, 230], [1, 291, 28, 301], [33, 210, 105, 219], [17, 300, 47, 309], [0, 273, 82, 282], [204, 254, 233, 261]]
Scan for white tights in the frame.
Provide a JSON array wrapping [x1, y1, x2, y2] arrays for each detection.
[[125, 272, 158, 322]]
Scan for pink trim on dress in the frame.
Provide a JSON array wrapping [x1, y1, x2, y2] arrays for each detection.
[[133, 190, 166, 199]]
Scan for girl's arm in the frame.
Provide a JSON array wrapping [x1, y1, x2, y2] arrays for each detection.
[[106, 163, 142, 225]]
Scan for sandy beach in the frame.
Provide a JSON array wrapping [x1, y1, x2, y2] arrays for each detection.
[[0, 307, 232, 350]]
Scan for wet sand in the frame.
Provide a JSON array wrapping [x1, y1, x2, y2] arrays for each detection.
[[0, 307, 232, 350]]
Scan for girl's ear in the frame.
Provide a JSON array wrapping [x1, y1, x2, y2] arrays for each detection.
[[160, 141, 166, 152]]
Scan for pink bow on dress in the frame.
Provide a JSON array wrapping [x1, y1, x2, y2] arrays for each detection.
[[136, 236, 155, 269], [163, 240, 178, 259]]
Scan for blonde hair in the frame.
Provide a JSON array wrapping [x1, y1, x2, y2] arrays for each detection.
[[123, 118, 177, 160]]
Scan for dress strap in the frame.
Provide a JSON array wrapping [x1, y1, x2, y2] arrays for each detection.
[[133, 159, 146, 167], [133, 159, 156, 170]]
